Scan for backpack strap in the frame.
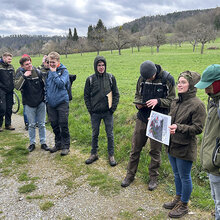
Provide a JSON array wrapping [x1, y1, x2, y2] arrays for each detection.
[[162, 71, 175, 86], [89, 73, 113, 88]]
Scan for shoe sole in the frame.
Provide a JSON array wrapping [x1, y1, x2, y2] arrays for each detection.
[[168, 211, 188, 218]]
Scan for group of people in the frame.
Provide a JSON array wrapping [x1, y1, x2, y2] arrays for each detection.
[[0, 52, 219, 219]]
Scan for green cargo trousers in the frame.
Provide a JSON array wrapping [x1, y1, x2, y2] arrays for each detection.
[[126, 118, 162, 180]]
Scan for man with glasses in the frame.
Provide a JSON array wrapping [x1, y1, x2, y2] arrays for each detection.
[[84, 56, 120, 166], [14, 56, 49, 152], [121, 60, 176, 190]]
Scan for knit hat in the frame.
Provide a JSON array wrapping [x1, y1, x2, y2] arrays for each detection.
[[140, 60, 157, 80], [195, 64, 220, 89]]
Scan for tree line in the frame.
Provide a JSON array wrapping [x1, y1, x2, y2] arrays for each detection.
[[0, 7, 220, 56]]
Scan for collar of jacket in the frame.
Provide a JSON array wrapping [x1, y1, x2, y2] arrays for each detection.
[[177, 91, 196, 102]]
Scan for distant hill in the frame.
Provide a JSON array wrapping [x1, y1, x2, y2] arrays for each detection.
[[120, 8, 217, 33]]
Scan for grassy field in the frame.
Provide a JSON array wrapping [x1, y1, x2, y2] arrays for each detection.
[[11, 40, 220, 210]]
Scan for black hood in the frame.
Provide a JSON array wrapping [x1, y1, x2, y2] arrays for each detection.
[[94, 56, 106, 74]]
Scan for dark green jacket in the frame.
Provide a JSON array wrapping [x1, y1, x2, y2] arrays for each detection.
[[168, 89, 206, 161], [84, 56, 120, 114], [200, 92, 220, 175]]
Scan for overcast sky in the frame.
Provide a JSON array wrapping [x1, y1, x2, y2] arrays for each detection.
[[0, 0, 219, 37]]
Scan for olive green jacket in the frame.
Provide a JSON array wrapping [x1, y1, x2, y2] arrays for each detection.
[[200, 92, 220, 176], [168, 91, 206, 161]]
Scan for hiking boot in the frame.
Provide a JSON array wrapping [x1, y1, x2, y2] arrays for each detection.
[[5, 125, 15, 130], [121, 176, 134, 187], [163, 195, 181, 210], [168, 201, 189, 218], [0, 127, 3, 132], [49, 145, 61, 153], [109, 155, 117, 166], [85, 154, 98, 164], [28, 144, 35, 152], [60, 149, 70, 156], [148, 177, 158, 191], [41, 144, 50, 151]]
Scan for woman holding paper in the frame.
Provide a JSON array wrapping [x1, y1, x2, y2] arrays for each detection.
[[163, 71, 206, 218]]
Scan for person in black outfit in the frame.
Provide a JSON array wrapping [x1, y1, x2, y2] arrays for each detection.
[[0, 52, 15, 131]]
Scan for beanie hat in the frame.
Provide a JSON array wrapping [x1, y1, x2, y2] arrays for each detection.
[[195, 64, 220, 89], [140, 60, 157, 80]]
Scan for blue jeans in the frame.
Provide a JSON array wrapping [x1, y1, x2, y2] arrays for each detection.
[[209, 173, 220, 220], [23, 105, 29, 125], [91, 111, 114, 156], [25, 102, 46, 145], [168, 154, 193, 203]]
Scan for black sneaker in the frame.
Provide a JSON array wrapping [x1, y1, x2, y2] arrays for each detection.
[[41, 144, 50, 151], [85, 154, 98, 164], [60, 149, 70, 156], [28, 144, 35, 152], [49, 145, 61, 153]]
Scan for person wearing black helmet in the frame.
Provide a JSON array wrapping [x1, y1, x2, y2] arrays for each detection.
[[121, 60, 176, 190]]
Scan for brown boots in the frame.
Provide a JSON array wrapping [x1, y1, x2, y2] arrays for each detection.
[[163, 195, 181, 209], [163, 196, 189, 218]]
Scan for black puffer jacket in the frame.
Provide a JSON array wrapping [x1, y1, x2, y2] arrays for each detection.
[[0, 58, 15, 93]]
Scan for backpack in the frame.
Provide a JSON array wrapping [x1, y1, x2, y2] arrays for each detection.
[[68, 74, 76, 101], [60, 69, 76, 101]]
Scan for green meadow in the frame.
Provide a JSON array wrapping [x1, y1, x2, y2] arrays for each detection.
[[11, 40, 220, 210]]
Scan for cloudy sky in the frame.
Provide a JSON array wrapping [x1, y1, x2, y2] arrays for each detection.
[[0, 0, 219, 37]]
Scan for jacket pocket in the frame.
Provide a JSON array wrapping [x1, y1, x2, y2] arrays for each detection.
[[212, 137, 220, 168], [171, 132, 190, 145], [170, 142, 189, 158]]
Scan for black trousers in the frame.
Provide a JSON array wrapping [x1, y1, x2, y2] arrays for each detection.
[[0, 90, 13, 127], [47, 102, 70, 149]]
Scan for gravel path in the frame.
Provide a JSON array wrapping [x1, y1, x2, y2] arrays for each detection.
[[0, 114, 213, 220]]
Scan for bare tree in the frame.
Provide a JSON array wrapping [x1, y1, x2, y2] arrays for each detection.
[[195, 23, 216, 54], [108, 26, 130, 55], [76, 37, 88, 56], [145, 36, 157, 55], [150, 27, 166, 52]]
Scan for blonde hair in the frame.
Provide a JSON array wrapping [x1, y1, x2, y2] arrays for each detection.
[[48, 51, 60, 61], [3, 52, 13, 57]]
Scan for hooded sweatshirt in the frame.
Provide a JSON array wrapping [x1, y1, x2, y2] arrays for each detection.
[[84, 56, 119, 114], [168, 71, 206, 161]]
